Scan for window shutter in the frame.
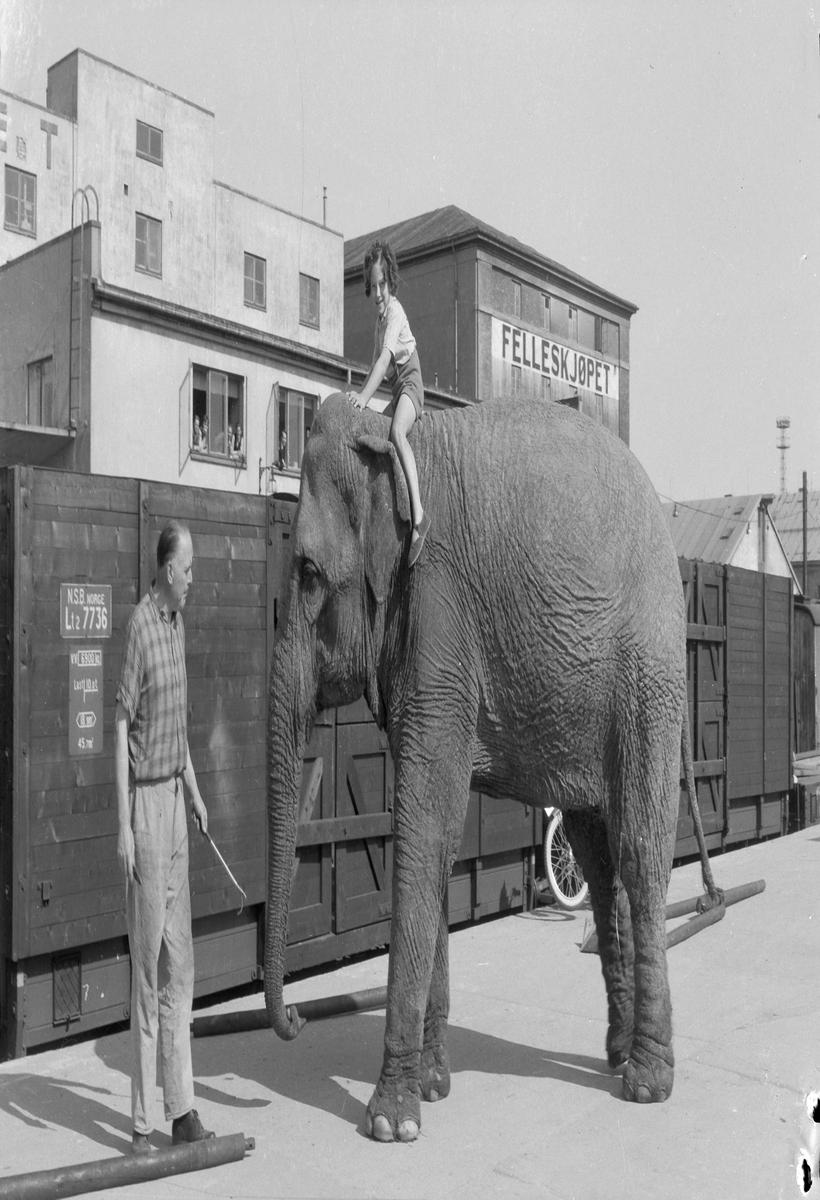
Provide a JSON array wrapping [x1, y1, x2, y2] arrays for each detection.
[[179, 361, 192, 475], [266, 381, 279, 489]]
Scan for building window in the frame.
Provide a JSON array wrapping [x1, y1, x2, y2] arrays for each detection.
[[511, 365, 522, 396], [299, 274, 320, 328], [27, 357, 53, 426], [277, 389, 317, 471], [578, 308, 595, 350], [540, 374, 550, 401], [604, 318, 620, 360], [567, 305, 578, 342], [244, 253, 266, 309], [192, 366, 245, 460], [135, 213, 162, 276], [136, 120, 163, 165], [543, 295, 551, 331], [512, 281, 521, 320], [5, 165, 36, 236]]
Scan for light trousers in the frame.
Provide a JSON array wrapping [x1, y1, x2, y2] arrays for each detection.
[[126, 776, 195, 1134]]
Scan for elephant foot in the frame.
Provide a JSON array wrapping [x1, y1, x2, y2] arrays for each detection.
[[365, 1078, 421, 1143], [622, 1044, 674, 1103], [420, 1041, 451, 1102]]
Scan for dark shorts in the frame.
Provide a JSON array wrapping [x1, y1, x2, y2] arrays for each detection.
[[387, 349, 424, 419]]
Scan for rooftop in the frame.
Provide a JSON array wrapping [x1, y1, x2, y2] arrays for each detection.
[[344, 205, 638, 314], [661, 494, 767, 565], [770, 490, 820, 561]]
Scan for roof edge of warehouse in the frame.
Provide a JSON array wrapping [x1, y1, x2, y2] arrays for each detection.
[[344, 205, 638, 317]]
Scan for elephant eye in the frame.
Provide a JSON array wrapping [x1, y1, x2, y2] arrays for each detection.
[[298, 557, 324, 622], [301, 558, 319, 584]]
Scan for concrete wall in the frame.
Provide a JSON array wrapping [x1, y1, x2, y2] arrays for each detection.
[[0, 230, 71, 427], [213, 184, 343, 356], [40, 53, 346, 355], [48, 51, 217, 312], [0, 89, 75, 266], [88, 312, 343, 492]]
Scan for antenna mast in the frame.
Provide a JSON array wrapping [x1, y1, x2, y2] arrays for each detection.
[[776, 417, 790, 493]]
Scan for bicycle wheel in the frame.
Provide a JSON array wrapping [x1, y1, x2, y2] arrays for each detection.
[[544, 811, 588, 910]]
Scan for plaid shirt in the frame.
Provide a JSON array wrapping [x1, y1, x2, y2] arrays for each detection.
[[117, 587, 187, 782]]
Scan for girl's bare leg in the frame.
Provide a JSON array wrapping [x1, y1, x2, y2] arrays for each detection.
[[390, 394, 424, 536]]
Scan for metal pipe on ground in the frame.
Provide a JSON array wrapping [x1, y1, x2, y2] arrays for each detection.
[[665, 879, 766, 921], [0, 1133, 254, 1200], [192, 984, 388, 1038], [665, 902, 725, 948], [581, 879, 765, 954]]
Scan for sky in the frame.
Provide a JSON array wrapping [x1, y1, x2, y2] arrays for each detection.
[[1, 0, 818, 502]]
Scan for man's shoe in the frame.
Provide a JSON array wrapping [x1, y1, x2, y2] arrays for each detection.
[[131, 1132, 156, 1155], [172, 1109, 215, 1144]]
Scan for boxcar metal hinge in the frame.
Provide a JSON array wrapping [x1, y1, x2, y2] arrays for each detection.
[[39, 880, 52, 906]]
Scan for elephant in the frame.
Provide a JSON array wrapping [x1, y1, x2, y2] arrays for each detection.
[[263, 391, 721, 1143]]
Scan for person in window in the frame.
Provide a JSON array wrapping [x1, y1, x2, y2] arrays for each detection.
[[193, 417, 203, 450], [233, 423, 243, 456], [348, 240, 429, 567], [201, 417, 209, 452], [277, 429, 288, 471]]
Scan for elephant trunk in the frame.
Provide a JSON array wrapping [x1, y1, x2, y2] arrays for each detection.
[[264, 624, 315, 1040]]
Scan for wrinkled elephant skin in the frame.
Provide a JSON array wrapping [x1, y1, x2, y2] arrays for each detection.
[[265, 392, 688, 1140]]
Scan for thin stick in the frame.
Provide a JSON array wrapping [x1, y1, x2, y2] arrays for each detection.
[[206, 832, 247, 914]]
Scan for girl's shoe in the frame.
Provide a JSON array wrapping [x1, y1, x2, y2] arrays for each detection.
[[408, 513, 431, 568]]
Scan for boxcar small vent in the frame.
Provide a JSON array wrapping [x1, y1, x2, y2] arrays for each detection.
[[53, 953, 82, 1026]]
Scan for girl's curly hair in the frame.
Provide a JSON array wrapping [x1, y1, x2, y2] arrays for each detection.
[[363, 240, 400, 297]]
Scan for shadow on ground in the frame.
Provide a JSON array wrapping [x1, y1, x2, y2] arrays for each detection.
[[0, 983, 616, 1151], [92, 1008, 620, 1140], [0, 1072, 133, 1154]]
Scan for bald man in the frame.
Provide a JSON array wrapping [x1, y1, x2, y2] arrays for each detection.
[[116, 520, 215, 1153]]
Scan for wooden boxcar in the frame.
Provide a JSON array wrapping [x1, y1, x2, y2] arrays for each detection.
[[0, 465, 536, 1059], [676, 558, 792, 857], [0, 467, 793, 1059]]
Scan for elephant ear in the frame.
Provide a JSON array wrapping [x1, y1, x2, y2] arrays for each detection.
[[355, 433, 411, 605]]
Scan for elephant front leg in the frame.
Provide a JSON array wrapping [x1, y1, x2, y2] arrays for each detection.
[[365, 880, 432, 1143], [420, 893, 451, 1103], [366, 760, 469, 1142]]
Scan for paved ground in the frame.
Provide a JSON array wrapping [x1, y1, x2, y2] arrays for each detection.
[[0, 826, 818, 1200]]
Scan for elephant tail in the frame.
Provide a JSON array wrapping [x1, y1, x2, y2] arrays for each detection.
[[681, 699, 725, 911]]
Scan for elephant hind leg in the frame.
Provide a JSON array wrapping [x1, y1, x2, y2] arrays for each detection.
[[615, 830, 675, 1104], [562, 809, 634, 1069]]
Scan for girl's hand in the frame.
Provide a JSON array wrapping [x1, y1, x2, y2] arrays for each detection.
[[347, 392, 368, 410]]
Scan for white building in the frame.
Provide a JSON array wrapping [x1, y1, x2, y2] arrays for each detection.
[[0, 50, 358, 495]]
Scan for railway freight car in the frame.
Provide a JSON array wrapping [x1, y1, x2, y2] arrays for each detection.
[[0, 467, 794, 1059], [0, 466, 537, 1059]]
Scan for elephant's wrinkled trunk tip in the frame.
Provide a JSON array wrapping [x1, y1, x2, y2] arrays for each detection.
[[265, 996, 307, 1041]]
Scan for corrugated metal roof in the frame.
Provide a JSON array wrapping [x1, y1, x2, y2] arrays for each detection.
[[343, 205, 637, 312], [770, 491, 820, 561], [661, 495, 761, 564]]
